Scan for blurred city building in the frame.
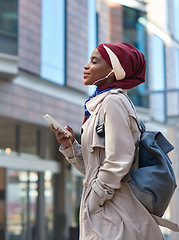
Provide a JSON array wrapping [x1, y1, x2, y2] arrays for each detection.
[[0, 0, 178, 240]]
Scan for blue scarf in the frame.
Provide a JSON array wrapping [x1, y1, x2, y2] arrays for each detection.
[[84, 87, 114, 120]]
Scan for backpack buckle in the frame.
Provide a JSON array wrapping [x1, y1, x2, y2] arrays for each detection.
[[96, 124, 105, 138]]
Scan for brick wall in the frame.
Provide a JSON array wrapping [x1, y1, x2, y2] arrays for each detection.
[[66, 0, 88, 92], [0, 80, 84, 133], [98, 0, 123, 44], [108, 2, 123, 43], [18, 0, 41, 75], [98, 0, 110, 44]]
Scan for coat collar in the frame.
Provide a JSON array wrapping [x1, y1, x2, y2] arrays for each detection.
[[86, 88, 127, 115]]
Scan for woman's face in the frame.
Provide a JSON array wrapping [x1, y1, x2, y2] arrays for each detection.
[[83, 49, 115, 87]]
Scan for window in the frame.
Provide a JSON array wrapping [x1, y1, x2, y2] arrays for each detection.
[[88, 0, 98, 57], [7, 170, 29, 239], [44, 171, 54, 239], [41, 0, 66, 85], [166, 49, 179, 117], [122, 6, 148, 108], [152, 93, 166, 122], [20, 125, 38, 158], [0, 0, 18, 55], [0, 117, 56, 160], [0, 168, 5, 240], [0, 118, 16, 155], [151, 35, 165, 91], [172, 0, 179, 41], [7, 170, 54, 240], [88, 0, 98, 95], [175, 50, 179, 89], [123, 6, 143, 47], [151, 34, 166, 122]]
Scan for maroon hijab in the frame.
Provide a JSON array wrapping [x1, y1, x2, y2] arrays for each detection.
[[97, 42, 146, 90]]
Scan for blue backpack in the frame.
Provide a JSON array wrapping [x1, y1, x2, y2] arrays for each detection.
[[96, 91, 178, 230]]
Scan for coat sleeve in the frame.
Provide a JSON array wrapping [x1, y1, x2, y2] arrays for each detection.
[[59, 139, 85, 175], [92, 95, 136, 204]]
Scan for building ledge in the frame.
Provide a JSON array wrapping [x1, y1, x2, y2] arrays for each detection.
[[111, 0, 147, 12], [0, 153, 60, 173], [0, 53, 19, 80], [13, 70, 88, 106]]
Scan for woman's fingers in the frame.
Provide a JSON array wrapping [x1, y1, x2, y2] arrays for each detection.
[[50, 123, 75, 147], [65, 125, 75, 143], [50, 123, 55, 132]]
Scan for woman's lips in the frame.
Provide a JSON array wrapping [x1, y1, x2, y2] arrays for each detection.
[[83, 72, 90, 78]]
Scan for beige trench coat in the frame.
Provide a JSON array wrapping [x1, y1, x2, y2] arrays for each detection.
[[60, 88, 164, 240]]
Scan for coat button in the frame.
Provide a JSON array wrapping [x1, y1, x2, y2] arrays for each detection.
[[89, 145, 93, 152], [83, 180, 88, 187]]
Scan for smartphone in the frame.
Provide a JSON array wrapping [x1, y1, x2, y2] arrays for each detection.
[[43, 114, 71, 137]]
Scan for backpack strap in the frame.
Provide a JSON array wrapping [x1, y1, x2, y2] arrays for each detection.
[[96, 89, 145, 138], [151, 214, 179, 232], [113, 89, 145, 133], [96, 108, 105, 138], [96, 89, 141, 171]]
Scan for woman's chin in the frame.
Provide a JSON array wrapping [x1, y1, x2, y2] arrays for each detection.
[[83, 79, 91, 86]]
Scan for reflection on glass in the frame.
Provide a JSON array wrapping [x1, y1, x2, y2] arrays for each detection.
[[29, 172, 38, 240], [7, 171, 39, 240], [0, 117, 57, 161], [0, 0, 18, 55], [6, 170, 55, 240], [0, 119, 16, 156], [7, 170, 28, 240], [20, 126, 38, 159], [44, 171, 54, 240], [122, 6, 148, 108], [152, 93, 165, 122], [0, 168, 5, 239], [44, 131, 56, 160]]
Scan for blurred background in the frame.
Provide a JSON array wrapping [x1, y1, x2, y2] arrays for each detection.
[[0, 0, 178, 239]]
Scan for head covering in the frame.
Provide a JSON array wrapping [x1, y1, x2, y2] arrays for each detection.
[[97, 42, 146, 89]]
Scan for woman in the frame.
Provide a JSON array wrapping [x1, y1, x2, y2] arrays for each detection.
[[51, 43, 164, 239]]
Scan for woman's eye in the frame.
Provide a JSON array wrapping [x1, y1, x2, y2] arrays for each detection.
[[92, 61, 97, 64]]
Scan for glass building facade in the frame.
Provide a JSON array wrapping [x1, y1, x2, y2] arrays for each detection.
[[1, 1, 179, 240], [0, 117, 60, 240], [122, 6, 148, 108], [6, 170, 54, 240], [0, 0, 18, 55], [41, 0, 66, 85]]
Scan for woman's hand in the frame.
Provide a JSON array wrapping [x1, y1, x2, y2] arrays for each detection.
[[50, 124, 75, 148], [88, 188, 102, 214]]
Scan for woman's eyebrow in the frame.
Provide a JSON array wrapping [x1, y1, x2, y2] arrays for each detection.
[[90, 56, 100, 60]]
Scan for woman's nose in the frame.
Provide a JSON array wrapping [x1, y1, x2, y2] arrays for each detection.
[[84, 62, 90, 69]]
